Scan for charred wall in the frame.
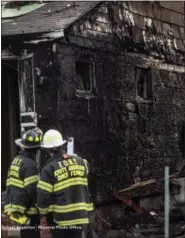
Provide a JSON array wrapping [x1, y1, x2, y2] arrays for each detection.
[[24, 43, 59, 131], [54, 42, 185, 203], [1, 42, 59, 131], [61, 1, 185, 201], [31, 43, 59, 130]]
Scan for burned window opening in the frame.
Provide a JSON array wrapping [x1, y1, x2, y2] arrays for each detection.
[[136, 67, 153, 100], [108, 3, 114, 23], [75, 61, 95, 93], [19, 55, 35, 113], [179, 122, 185, 159]]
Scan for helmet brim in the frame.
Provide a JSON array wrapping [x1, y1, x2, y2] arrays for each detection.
[[41, 140, 66, 149], [15, 138, 41, 149]]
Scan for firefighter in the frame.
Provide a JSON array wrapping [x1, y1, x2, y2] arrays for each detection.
[[4, 128, 43, 238], [37, 129, 93, 238]]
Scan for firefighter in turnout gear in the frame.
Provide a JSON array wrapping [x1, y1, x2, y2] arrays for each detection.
[[37, 129, 94, 238], [4, 128, 43, 238]]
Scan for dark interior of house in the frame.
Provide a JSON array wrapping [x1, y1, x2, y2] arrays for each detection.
[[1, 60, 20, 190]]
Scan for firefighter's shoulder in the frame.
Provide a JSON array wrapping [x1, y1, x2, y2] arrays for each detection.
[[10, 154, 33, 168], [68, 154, 89, 168], [75, 155, 89, 165], [20, 155, 38, 168], [67, 153, 85, 160], [40, 158, 55, 173], [67, 154, 85, 162]]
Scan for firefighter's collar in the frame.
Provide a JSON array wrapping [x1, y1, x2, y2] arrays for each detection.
[[19, 150, 37, 160]]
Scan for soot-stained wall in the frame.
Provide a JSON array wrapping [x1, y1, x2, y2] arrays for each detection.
[[52, 42, 185, 202], [10, 43, 183, 204], [33, 44, 59, 130], [21, 43, 60, 131], [54, 1, 185, 202], [16, 42, 185, 202], [2, 42, 59, 132]]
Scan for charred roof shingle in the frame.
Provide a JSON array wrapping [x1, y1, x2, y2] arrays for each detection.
[[2, 1, 99, 37]]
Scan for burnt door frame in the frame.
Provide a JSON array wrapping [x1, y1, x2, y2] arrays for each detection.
[[1, 53, 37, 189], [18, 53, 37, 135], [1, 57, 20, 189], [2, 53, 37, 135]]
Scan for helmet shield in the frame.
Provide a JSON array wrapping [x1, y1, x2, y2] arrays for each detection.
[[15, 128, 43, 149], [41, 129, 66, 149]]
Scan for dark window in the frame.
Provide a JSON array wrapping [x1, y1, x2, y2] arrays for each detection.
[[108, 4, 114, 22], [75, 61, 94, 92], [136, 67, 152, 100]]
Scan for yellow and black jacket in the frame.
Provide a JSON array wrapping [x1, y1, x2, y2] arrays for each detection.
[[4, 150, 39, 215], [37, 153, 94, 227]]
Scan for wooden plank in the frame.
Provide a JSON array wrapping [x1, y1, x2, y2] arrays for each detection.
[[74, 29, 114, 43], [118, 179, 156, 193], [95, 12, 110, 23], [118, 174, 177, 193], [161, 8, 184, 27], [67, 34, 116, 52], [86, 21, 113, 34], [70, 20, 113, 35], [159, 1, 185, 14]]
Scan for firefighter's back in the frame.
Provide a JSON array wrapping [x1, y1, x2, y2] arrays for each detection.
[[38, 153, 93, 227], [4, 150, 39, 216]]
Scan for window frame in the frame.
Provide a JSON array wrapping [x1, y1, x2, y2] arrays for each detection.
[[74, 58, 96, 97], [135, 66, 153, 102]]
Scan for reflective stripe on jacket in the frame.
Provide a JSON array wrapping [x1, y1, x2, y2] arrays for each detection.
[[37, 153, 93, 226], [4, 150, 39, 215]]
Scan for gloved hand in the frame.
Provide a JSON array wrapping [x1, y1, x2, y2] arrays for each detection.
[[8, 212, 21, 226], [12, 212, 21, 218], [9, 212, 30, 225], [7, 211, 12, 217]]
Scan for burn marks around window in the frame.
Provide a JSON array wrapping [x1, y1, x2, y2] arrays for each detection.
[[75, 58, 96, 97], [136, 67, 153, 101]]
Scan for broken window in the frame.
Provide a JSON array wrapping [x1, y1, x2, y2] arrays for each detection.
[[108, 4, 114, 22], [136, 67, 152, 100], [75, 61, 95, 93]]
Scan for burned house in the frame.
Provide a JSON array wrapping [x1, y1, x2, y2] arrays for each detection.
[[2, 0, 185, 216]]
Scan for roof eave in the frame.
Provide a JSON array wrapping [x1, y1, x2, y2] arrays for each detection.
[[2, 30, 65, 44]]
